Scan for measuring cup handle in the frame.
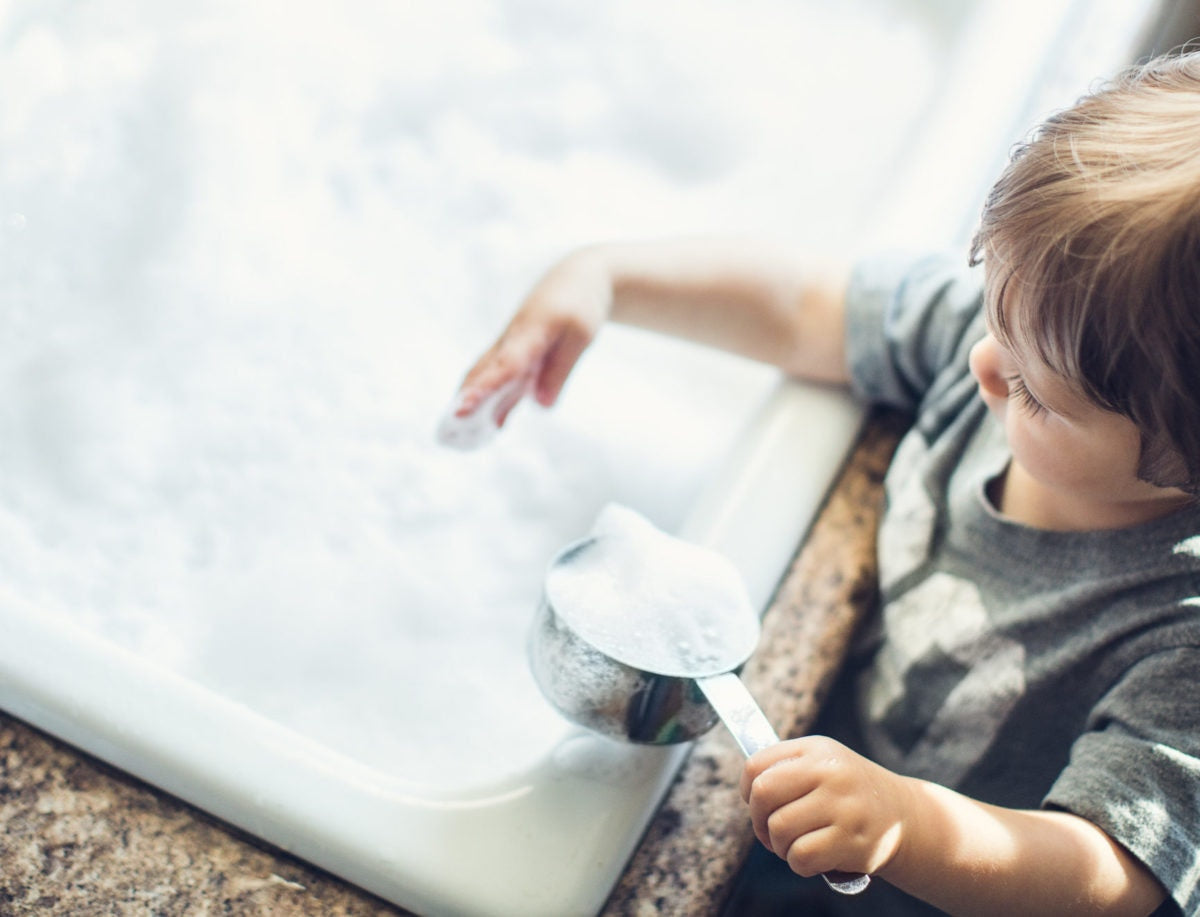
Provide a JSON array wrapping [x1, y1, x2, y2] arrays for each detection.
[[695, 673, 872, 896], [822, 871, 872, 895], [695, 671, 778, 756]]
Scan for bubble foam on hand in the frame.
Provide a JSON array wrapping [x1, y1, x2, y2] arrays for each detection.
[[435, 374, 531, 450]]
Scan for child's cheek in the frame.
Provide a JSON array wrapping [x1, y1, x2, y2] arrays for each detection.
[[977, 385, 1007, 422], [1006, 419, 1081, 493]]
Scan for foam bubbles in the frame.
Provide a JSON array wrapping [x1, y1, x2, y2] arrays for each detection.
[[544, 504, 760, 678], [0, 0, 955, 789]]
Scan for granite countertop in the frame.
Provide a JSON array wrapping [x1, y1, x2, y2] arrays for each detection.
[[0, 410, 905, 917], [0, 716, 406, 916]]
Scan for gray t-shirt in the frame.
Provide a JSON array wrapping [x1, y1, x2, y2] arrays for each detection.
[[826, 253, 1200, 915]]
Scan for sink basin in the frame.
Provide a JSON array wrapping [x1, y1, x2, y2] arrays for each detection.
[[0, 374, 861, 917]]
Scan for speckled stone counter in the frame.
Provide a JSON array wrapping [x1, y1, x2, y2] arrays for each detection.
[[0, 410, 904, 917], [0, 713, 410, 916]]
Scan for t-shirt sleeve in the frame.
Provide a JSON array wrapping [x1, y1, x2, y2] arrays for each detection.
[[844, 252, 986, 412], [1044, 646, 1200, 916]]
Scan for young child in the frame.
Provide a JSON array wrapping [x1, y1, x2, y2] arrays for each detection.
[[445, 52, 1200, 915]]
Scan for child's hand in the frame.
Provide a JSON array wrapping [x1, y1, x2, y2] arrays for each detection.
[[438, 250, 611, 448], [740, 736, 911, 879]]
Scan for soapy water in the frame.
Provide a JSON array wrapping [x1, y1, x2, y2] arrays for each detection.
[[0, 1, 958, 788]]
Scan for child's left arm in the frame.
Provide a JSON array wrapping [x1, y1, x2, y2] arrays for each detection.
[[741, 736, 1167, 916]]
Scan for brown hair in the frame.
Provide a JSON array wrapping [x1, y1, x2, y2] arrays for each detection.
[[970, 50, 1200, 494]]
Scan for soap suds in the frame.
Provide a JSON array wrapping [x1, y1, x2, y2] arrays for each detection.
[[0, 1, 950, 789], [544, 505, 759, 678]]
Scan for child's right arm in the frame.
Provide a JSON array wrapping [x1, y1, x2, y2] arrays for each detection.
[[443, 238, 851, 433], [743, 737, 1168, 916]]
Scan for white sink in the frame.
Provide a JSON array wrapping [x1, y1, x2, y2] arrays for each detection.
[[0, 373, 861, 917]]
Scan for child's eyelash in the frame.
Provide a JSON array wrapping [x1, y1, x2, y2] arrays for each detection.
[[1006, 375, 1046, 415]]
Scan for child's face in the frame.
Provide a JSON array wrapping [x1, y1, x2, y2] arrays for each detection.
[[968, 324, 1187, 526]]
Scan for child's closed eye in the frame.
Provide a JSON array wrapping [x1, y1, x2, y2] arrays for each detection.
[[1006, 374, 1046, 416]]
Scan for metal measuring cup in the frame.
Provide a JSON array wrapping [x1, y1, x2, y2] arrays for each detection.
[[528, 505, 869, 896]]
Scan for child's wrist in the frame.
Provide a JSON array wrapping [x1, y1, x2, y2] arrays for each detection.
[[563, 242, 614, 284], [875, 773, 936, 886]]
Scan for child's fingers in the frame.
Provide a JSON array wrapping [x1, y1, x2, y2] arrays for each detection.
[[745, 758, 822, 847], [533, 320, 592, 407], [783, 824, 845, 878], [748, 774, 861, 877], [437, 329, 544, 449], [759, 792, 835, 858], [439, 303, 598, 449], [491, 369, 536, 427], [455, 325, 545, 416], [740, 737, 814, 802]]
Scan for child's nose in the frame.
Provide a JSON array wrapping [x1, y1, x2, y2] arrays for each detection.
[[968, 335, 1009, 400]]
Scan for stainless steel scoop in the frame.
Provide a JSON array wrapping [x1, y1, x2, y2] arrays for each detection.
[[528, 505, 869, 895]]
